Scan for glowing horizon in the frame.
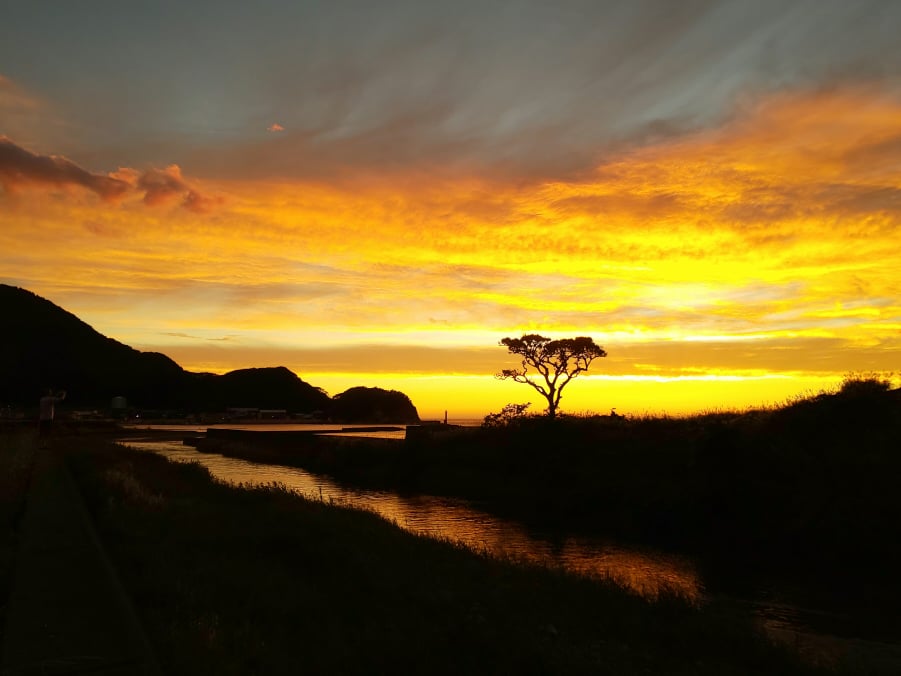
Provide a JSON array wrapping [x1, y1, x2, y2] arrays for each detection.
[[3, 3, 900, 419]]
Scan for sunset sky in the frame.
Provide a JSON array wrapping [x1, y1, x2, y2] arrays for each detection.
[[2, 1, 900, 418]]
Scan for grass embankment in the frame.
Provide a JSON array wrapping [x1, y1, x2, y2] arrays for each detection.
[[54, 435, 813, 675], [198, 381, 901, 610]]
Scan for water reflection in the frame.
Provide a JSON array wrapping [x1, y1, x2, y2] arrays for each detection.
[[122, 423, 407, 439], [123, 438, 701, 602], [121, 437, 901, 668]]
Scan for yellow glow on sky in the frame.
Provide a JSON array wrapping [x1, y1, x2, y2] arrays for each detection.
[[3, 86, 901, 417], [186, 371, 845, 421]]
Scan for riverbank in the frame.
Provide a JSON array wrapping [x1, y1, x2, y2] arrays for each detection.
[[1, 433, 160, 674], [192, 380, 901, 619], [1, 430, 824, 674]]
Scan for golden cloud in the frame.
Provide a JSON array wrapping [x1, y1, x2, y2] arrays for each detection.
[[111, 163, 220, 212], [2, 85, 900, 400]]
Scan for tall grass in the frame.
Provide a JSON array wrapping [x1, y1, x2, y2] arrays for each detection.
[[197, 381, 901, 612], [60, 436, 817, 675]]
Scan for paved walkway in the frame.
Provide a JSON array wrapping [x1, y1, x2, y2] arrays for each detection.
[[1, 443, 160, 675]]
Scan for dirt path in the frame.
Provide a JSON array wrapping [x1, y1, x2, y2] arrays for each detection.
[[1, 442, 160, 675]]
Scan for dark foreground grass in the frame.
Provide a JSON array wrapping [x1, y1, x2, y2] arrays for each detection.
[[0, 426, 37, 642], [55, 435, 817, 675], [198, 382, 901, 613]]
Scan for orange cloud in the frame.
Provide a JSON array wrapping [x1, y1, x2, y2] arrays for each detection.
[[267, 123, 285, 132], [2, 85, 900, 418], [131, 164, 218, 212], [181, 189, 222, 214]]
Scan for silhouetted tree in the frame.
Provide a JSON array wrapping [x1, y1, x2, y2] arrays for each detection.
[[497, 334, 606, 418], [482, 402, 531, 428]]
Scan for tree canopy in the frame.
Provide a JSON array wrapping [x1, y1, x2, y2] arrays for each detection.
[[497, 334, 606, 418]]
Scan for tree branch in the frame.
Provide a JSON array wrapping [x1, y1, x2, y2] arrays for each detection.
[[499, 334, 607, 417]]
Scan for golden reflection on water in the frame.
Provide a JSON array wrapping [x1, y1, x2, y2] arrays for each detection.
[[122, 438, 901, 668], [377, 496, 702, 602], [124, 439, 701, 602]]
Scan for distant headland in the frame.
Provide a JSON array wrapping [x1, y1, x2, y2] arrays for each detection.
[[0, 284, 419, 424]]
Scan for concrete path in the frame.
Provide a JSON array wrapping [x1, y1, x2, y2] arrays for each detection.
[[1, 444, 160, 675]]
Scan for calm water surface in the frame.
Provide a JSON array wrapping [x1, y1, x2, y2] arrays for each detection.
[[123, 438, 698, 600], [123, 434, 901, 667]]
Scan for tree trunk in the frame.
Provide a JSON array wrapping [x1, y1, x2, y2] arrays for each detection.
[[546, 398, 557, 418]]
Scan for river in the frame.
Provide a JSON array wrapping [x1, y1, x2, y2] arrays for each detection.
[[122, 434, 901, 668]]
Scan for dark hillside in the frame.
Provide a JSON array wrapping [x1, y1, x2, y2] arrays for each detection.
[[330, 386, 420, 423], [0, 285, 186, 408], [0, 285, 332, 414], [191, 367, 330, 413]]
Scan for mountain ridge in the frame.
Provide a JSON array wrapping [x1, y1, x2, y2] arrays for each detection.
[[0, 284, 419, 422]]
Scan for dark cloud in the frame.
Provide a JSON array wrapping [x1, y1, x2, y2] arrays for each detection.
[[0, 136, 217, 211], [190, 1, 901, 182], [6, 2, 901, 182], [0, 135, 129, 200]]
